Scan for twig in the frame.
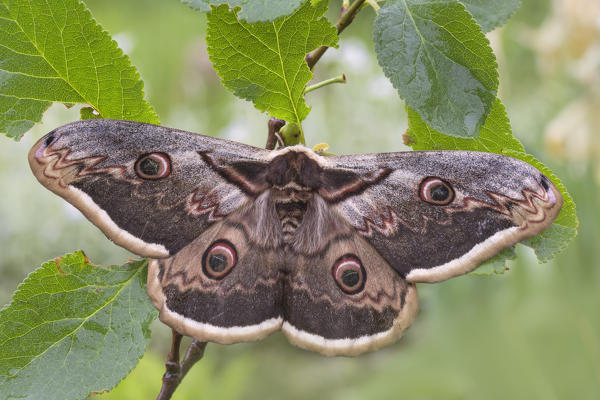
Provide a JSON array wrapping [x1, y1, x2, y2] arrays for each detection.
[[181, 340, 208, 377], [156, 330, 207, 400], [265, 117, 286, 150], [305, 74, 346, 94], [306, 0, 368, 70]]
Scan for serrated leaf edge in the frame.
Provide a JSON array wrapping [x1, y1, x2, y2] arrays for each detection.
[[0, 254, 149, 386], [1, 0, 159, 139]]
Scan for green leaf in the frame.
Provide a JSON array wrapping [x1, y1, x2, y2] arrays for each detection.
[[206, 0, 338, 130], [0, 252, 157, 400], [0, 0, 159, 140], [373, 0, 498, 138], [182, 0, 304, 22], [459, 0, 522, 32], [405, 99, 524, 153], [406, 98, 579, 264], [469, 246, 516, 276], [80, 107, 102, 120]]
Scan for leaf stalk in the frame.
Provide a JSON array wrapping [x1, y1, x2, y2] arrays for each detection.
[[305, 74, 347, 94]]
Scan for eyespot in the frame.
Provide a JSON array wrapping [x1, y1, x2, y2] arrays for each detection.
[[332, 254, 366, 295], [202, 240, 237, 280], [419, 177, 455, 205], [135, 153, 171, 179]]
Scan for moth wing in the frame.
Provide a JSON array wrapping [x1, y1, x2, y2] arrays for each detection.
[[319, 151, 563, 283], [29, 119, 272, 258], [147, 211, 286, 344], [282, 231, 418, 356]]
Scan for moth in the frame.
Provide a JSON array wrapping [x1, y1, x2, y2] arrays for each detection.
[[29, 119, 562, 356]]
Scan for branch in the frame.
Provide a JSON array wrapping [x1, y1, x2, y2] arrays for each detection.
[[156, 330, 207, 400], [181, 340, 207, 377], [265, 117, 286, 150], [306, 0, 368, 70]]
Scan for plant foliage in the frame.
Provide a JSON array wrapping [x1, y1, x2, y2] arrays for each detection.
[[206, 1, 337, 133], [0, 252, 156, 400], [182, 0, 305, 23], [0, 0, 159, 139], [373, 0, 498, 138], [0, 0, 578, 399]]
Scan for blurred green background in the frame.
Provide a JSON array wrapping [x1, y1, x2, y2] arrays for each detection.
[[1, 0, 599, 399]]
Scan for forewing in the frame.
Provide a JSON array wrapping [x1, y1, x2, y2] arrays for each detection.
[[28, 119, 271, 258], [321, 151, 563, 282]]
